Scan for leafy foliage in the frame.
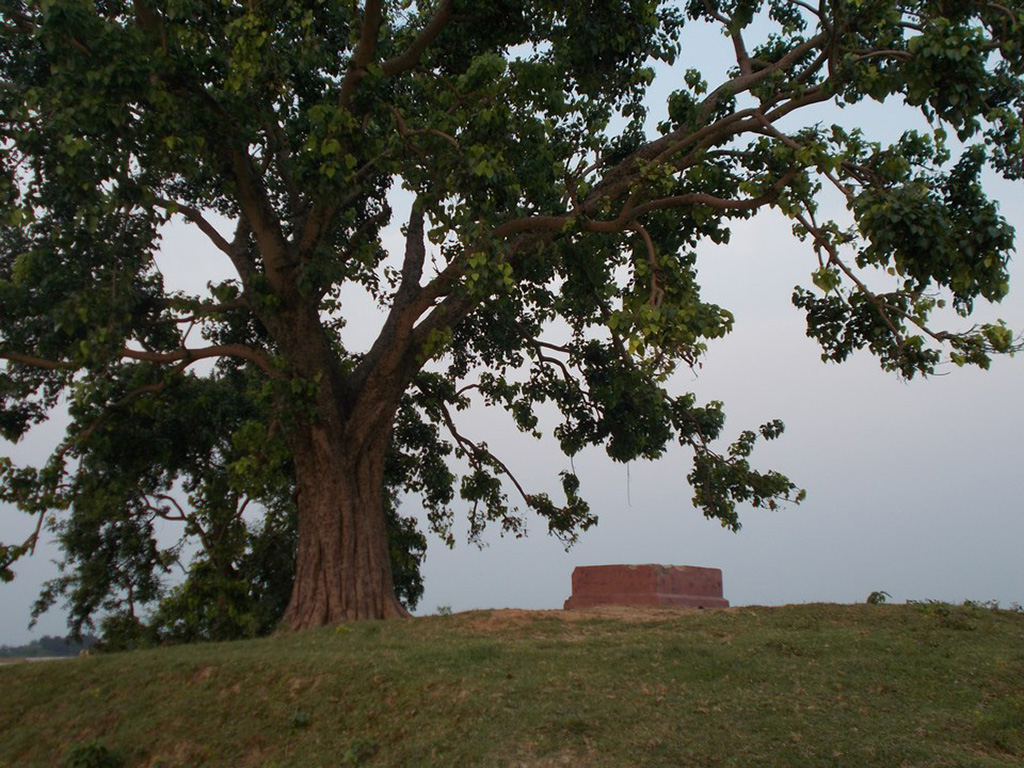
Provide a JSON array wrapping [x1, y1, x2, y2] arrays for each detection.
[[63, 741, 125, 768], [1, 0, 1022, 623]]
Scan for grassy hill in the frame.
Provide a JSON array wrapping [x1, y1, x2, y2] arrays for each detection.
[[2, 602, 1022, 767]]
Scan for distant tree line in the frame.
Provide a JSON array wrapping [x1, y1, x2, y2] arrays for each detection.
[[0, 634, 99, 658]]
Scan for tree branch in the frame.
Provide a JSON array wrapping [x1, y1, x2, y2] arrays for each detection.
[[434, 395, 532, 514], [295, 155, 385, 261], [390, 105, 461, 150], [339, 0, 384, 109], [151, 493, 189, 522], [530, 340, 573, 382], [168, 80, 293, 290], [265, 119, 304, 216], [154, 198, 233, 256], [132, 0, 166, 48], [350, 200, 428, 394], [395, 199, 426, 306], [731, 28, 753, 76], [120, 345, 282, 377], [695, 32, 828, 126], [492, 169, 799, 238], [4, 344, 276, 379], [26, 508, 47, 556], [153, 298, 248, 323], [380, 0, 455, 77], [792, 210, 909, 346], [0, 351, 74, 370], [631, 222, 664, 308]]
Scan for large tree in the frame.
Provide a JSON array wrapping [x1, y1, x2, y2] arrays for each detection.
[[1, 0, 1022, 628], [19, 366, 427, 643]]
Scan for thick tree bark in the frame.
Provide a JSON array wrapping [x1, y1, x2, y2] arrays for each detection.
[[282, 416, 408, 629], [267, 278, 418, 629]]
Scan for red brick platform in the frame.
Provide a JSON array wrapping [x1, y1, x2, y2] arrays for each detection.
[[563, 564, 729, 610]]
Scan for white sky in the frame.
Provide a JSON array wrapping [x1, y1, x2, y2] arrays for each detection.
[[3, 13, 1023, 644]]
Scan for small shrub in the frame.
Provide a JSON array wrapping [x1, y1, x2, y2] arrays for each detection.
[[290, 708, 312, 729], [341, 738, 378, 765], [64, 740, 124, 768], [909, 600, 978, 630], [436, 605, 453, 617], [866, 591, 891, 605], [908, 599, 951, 617], [963, 599, 1000, 612]]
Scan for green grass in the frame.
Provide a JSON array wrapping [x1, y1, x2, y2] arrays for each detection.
[[2, 603, 1023, 767]]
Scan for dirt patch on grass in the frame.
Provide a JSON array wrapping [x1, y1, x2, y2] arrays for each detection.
[[144, 740, 210, 767], [565, 605, 732, 622], [288, 674, 330, 699], [190, 665, 218, 683], [504, 741, 601, 767], [456, 605, 729, 632], [458, 609, 559, 632]]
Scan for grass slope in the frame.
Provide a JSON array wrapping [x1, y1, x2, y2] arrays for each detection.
[[2, 603, 1023, 767]]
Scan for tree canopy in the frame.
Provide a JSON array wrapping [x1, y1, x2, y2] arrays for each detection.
[[1, 0, 1022, 629]]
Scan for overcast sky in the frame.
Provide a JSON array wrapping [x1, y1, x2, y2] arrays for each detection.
[[3, 13, 1023, 645]]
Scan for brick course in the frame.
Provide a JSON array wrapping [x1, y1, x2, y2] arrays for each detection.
[[563, 564, 729, 609]]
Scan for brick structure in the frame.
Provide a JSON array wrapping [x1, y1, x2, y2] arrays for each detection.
[[563, 564, 729, 609]]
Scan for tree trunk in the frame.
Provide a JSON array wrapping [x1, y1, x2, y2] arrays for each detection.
[[266, 296, 417, 630], [281, 416, 408, 629]]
